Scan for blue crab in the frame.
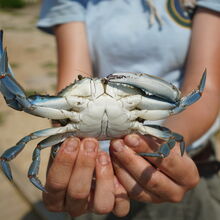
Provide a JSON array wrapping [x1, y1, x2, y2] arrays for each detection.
[[0, 31, 206, 192]]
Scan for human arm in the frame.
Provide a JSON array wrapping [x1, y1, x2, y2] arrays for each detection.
[[165, 8, 220, 144], [54, 22, 93, 91], [110, 7, 220, 202]]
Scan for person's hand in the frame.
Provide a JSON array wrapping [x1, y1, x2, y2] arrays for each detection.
[[42, 137, 130, 217], [110, 134, 200, 203]]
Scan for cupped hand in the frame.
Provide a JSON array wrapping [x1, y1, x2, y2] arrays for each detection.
[[42, 137, 130, 217], [110, 134, 200, 203]]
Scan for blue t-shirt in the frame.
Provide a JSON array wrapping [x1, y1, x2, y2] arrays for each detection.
[[37, 0, 220, 153]]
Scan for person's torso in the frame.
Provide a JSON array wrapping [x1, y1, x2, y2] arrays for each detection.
[[84, 0, 194, 88]]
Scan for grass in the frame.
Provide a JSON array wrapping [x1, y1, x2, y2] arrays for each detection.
[[215, 129, 220, 139], [0, 8, 24, 15], [41, 61, 56, 69], [10, 62, 20, 69], [0, 0, 25, 8], [25, 89, 45, 97]]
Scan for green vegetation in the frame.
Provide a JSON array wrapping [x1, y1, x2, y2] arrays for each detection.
[[41, 61, 56, 69], [11, 62, 20, 69], [25, 89, 45, 97], [0, 0, 25, 8]]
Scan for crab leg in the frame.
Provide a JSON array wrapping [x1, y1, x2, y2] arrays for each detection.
[[0, 30, 14, 77], [107, 72, 181, 102], [171, 71, 206, 114], [28, 95, 88, 110], [131, 122, 185, 158], [0, 50, 77, 118], [131, 121, 172, 140], [0, 30, 13, 72], [24, 106, 81, 121], [0, 50, 88, 121], [0, 50, 29, 110], [51, 143, 61, 159], [107, 71, 206, 107], [0, 124, 77, 181], [0, 32, 27, 110], [125, 71, 206, 121], [28, 133, 74, 192], [28, 95, 72, 110], [121, 95, 176, 111], [129, 109, 171, 121]]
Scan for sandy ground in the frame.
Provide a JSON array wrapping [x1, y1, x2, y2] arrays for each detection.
[[0, 3, 61, 220]]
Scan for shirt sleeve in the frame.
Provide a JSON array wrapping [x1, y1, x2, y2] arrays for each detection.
[[37, 0, 86, 34], [196, 0, 220, 12]]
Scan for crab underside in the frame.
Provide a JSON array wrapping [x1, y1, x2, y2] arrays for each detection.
[[0, 30, 206, 191]]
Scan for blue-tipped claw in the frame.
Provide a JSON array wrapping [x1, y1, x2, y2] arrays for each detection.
[[182, 92, 201, 107], [182, 70, 206, 106], [0, 30, 3, 56], [172, 132, 185, 156], [199, 69, 206, 93], [0, 159, 13, 181], [180, 142, 185, 156], [159, 143, 171, 157], [139, 139, 175, 158], [29, 176, 47, 193], [139, 132, 185, 159]]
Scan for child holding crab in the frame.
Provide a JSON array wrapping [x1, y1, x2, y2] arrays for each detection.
[[37, 0, 220, 219]]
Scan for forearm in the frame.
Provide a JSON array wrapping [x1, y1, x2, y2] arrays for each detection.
[[54, 22, 92, 92], [165, 8, 220, 146]]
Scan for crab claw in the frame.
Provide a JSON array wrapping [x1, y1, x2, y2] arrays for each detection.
[[0, 30, 14, 76], [139, 138, 176, 158], [138, 125, 185, 158], [0, 31, 27, 110], [171, 70, 207, 115], [107, 72, 181, 102], [172, 132, 185, 156], [28, 176, 47, 192], [0, 49, 32, 110], [0, 159, 13, 181]]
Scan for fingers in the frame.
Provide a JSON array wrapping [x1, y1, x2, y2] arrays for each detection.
[[124, 134, 199, 188], [66, 138, 99, 217], [93, 152, 115, 214], [112, 177, 130, 217], [112, 157, 162, 203], [43, 137, 131, 217], [110, 139, 188, 203], [43, 137, 80, 212], [92, 152, 130, 217]]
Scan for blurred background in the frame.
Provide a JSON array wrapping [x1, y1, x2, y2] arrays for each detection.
[[0, 1, 219, 220], [0, 0, 68, 219]]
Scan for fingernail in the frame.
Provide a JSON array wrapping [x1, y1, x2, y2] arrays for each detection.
[[84, 140, 96, 152], [126, 135, 140, 147], [112, 140, 124, 152], [98, 153, 109, 165], [64, 138, 79, 152]]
